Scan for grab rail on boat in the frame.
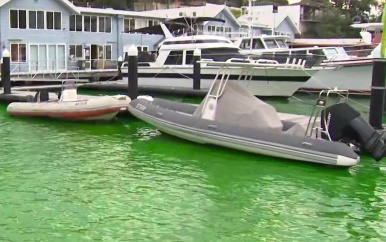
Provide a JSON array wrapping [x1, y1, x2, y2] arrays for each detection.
[[305, 88, 350, 140]]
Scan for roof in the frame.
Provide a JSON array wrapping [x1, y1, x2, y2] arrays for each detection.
[[238, 12, 301, 34], [76, 6, 164, 19], [142, 3, 240, 27], [0, 0, 80, 14]]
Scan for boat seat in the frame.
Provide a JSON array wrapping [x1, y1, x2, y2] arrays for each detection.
[[60, 87, 78, 102], [34, 90, 50, 102]]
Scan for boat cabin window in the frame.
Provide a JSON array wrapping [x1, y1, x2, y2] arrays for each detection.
[[265, 39, 279, 49], [276, 40, 287, 48], [252, 38, 264, 49], [323, 48, 338, 55], [165, 51, 183, 65], [240, 39, 251, 49], [185, 51, 194, 64], [201, 48, 244, 61]]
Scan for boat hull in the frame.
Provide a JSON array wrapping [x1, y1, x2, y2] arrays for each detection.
[[7, 95, 131, 121], [129, 98, 359, 167], [123, 66, 318, 97], [300, 60, 374, 95]]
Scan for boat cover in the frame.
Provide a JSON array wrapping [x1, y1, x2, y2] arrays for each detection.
[[193, 81, 283, 132]]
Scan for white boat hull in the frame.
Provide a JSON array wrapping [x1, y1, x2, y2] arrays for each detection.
[[123, 66, 318, 97], [300, 61, 373, 94], [7, 95, 131, 121]]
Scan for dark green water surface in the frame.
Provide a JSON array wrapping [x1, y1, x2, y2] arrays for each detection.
[[1, 94, 386, 241]]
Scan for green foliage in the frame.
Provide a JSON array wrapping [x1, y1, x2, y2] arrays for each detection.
[[230, 8, 242, 18]]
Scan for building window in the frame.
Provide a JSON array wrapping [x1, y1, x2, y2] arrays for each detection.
[[70, 15, 111, 33], [69, 44, 83, 60], [99, 45, 112, 59], [192, 12, 196, 17], [91, 16, 98, 32], [12, 10, 60, 30], [98, 16, 104, 32], [10, 9, 27, 29], [147, 20, 159, 27], [98, 16, 111, 33], [54, 12, 61, 30], [137, 46, 148, 52], [37, 11, 44, 29], [69, 15, 83, 31], [29, 11, 36, 29], [10, 43, 27, 62], [84, 16, 91, 32], [124, 18, 136, 33], [46, 11, 54, 29], [105, 45, 112, 59]]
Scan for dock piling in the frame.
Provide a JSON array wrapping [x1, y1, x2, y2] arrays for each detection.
[[117, 56, 123, 81], [369, 58, 386, 129], [1, 49, 11, 94], [128, 45, 138, 100], [193, 48, 201, 90]]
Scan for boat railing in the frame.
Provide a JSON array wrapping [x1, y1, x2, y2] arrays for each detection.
[[305, 88, 350, 140], [202, 57, 307, 69]]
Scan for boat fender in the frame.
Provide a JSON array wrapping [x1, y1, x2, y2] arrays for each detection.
[[137, 95, 154, 102], [321, 103, 386, 161]]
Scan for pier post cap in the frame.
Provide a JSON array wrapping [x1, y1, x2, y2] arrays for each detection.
[[193, 48, 201, 56], [128, 45, 138, 57], [118, 56, 123, 62], [2, 48, 10, 58]]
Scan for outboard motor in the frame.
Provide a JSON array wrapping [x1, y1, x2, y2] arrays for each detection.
[[320, 103, 386, 161]]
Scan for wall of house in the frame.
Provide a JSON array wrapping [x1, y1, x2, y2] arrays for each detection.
[[0, 0, 164, 72], [279, 5, 300, 28], [0, 0, 74, 72], [276, 19, 295, 41], [203, 10, 241, 37]]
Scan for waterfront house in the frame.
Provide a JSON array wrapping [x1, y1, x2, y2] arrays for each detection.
[[237, 11, 300, 41], [142, 3, 241, 38], [0, 0, 242, 73], [0, 0, 164, 73]]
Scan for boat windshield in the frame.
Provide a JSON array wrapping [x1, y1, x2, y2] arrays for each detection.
[[201, 48, 245, 61]]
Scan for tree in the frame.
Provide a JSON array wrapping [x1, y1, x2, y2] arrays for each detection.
[[252, 0, 289, 5], [330, 0, 378, 17]]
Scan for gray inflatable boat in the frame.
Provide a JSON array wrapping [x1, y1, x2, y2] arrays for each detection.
[[129, 81, 386, 167]]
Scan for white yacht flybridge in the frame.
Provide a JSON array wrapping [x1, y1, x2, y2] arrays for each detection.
[[122, 17, 323, 97]]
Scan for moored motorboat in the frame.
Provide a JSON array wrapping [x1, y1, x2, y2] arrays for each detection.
[[7, 81, 131, 121], [123, 17, 324, 98], [128, 62, 386, 166]]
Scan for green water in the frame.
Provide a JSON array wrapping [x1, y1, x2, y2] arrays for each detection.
[[1, 94, 386, 242]]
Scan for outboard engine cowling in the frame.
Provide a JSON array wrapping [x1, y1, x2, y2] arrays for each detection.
[[321, 103, 386, 161]]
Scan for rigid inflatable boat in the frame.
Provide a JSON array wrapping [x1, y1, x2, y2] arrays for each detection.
[[7, 81, 131, 121], [129, 79, 386, 167]]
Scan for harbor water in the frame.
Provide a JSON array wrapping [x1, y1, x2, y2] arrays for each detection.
[[1, 94, 386, 241]]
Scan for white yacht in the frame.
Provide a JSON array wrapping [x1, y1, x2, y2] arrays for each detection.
[[122, 17, 323, 98], [232, 28, 377, 94]]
